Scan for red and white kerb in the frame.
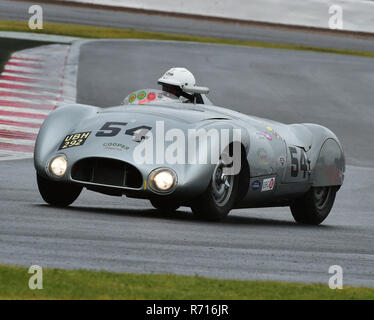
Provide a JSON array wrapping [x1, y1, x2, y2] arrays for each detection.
[[0, 44, 71, 160]]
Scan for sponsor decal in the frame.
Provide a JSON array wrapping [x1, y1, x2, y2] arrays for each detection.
[[263, 132, 272, 141], [279, 156, 286, 166], [137, 91, 146, 100], [58, 131, 91, 150], [129, 93, 136, 103], [266, 125, 281, 139], [103, 142, 129, 151], [272, 131, 281, 139], [261, 177, 275, 192], [257, 148, 269, 165], [252, 180, 261, 190]]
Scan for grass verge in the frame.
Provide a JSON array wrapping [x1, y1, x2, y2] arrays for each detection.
[[0, 37, 52, 72], [1, 20, 374, 58], [1, 264, 374, 299]]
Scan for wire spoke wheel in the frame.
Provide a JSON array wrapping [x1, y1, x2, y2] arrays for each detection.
[[314, 187, 331, 210], [191, 147, 241, 222], [211, 160, 234, 207], [290, 186, 337, 225]]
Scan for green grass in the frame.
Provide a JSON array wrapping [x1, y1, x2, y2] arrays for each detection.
[[1, 20, 374, 58], [0, 37, 52, 73], [1, 264, 374, 299]]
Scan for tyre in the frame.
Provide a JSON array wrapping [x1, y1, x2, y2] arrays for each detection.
[[290, 186, 337, 225], [37, 174, 82, 207], [150, 199, 180, 213], [191, 159, 239, 221]]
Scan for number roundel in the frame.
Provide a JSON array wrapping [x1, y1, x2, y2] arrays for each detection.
[[147, 92, 156, 101], [137, 91, 146, 100]]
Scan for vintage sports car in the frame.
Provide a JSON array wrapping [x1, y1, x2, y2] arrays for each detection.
[[34, 87, 345, 224]]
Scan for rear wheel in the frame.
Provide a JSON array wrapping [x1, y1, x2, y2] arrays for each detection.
[[150, 199, 180, 213], [37, 174, 82, 207], [290, 186, 337, 225], [191, 159, 239, 221]]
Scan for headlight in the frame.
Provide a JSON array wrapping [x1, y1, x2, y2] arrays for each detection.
[[149, 168, 177, 193], [49, 155, 67, 177]]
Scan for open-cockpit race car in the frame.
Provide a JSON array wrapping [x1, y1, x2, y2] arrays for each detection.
[[34, 83, 345, 225]]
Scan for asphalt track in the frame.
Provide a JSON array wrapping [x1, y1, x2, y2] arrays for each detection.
[[1, 39, 374, 287], [2, 0, 374, 52]]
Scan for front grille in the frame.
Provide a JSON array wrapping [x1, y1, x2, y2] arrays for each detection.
[[71, 157, 143, 188]]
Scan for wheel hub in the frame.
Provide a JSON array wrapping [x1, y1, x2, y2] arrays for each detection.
[[212, 160, 234, 206], [314, 187, 331, 210]]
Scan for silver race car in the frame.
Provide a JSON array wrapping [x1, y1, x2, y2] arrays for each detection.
[[34, 86, 345, 225]]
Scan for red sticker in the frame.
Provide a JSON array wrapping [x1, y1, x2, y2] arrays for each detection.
[[147, 92, 156, 101], [269, 178, 275, 189]]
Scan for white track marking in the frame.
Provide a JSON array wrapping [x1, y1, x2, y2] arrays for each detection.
[[3, 65, 57, 74], [0, 43, 77, 161], [0, 106, 52, 115], [1, 72, 65, 83], [0, 137, 36, 146], [0, 87, 62, 98], [0, 124, 40, 134], [0, 115, 45, 124], [0, 95, 58, 104], [8, 59, 45, 66], [0, 150, 33, 160], [0, 80, 62, 91]]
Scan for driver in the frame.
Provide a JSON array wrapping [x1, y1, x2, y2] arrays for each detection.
[[158, 67, 203, 103]]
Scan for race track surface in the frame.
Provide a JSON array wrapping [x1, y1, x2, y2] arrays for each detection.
[[0, 39, 373, 287], [1, 160, 373, 286], [2, 0, 374, 52]]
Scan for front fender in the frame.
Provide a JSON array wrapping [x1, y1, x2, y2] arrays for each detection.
[[34, 104, 99, 175]]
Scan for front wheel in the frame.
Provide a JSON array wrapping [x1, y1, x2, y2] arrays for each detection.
[[37, 174, 82, 207], [191, 160, 239, 221], [290, 186, 337, 225]]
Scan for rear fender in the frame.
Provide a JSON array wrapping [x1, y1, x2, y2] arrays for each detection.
[[312, 138, 345, 187]]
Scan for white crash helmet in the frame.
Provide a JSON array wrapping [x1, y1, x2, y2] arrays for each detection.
[[158, 67, 196, 88]]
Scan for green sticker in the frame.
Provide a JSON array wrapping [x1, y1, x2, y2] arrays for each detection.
[[129, 93, 136, 103], [137, 91, 146, 100]]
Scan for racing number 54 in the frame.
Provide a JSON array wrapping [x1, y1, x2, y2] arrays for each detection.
[[95, 122, 152, 141], [289, 146, 308, 178], [95, 122, 128, 137]]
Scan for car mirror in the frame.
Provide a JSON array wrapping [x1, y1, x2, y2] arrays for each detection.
[[182, 85, 210, 94]]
